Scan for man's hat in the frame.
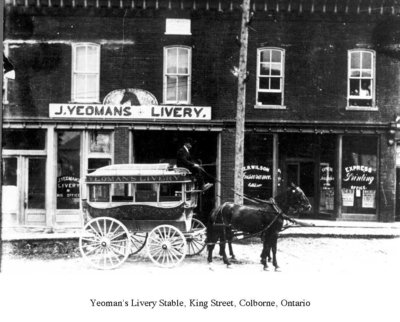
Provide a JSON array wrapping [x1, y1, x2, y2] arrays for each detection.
[[184, 137, 194, 145]]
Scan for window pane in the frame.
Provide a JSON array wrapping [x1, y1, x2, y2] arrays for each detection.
[[362, 52, 372, 69], [2, 158, 17, 185], [271, 50, 281, 62], [2, 157, 18, 214], [167, 48, 178, 73], [86, 74, 98, 100], [178, 48, 189, 74], [159, 183, 182, 202], [2, 129, 46, 150], [360, 80, 371, 97], [88, 158, 111, 173], [258, 92, 281, 105], [75, 46, 86, 71], [86, 46, 99, 72], [260, 50, 271, 62], [90, 131, 111, 153], [75, 74, 87, 98], [350, 79, 360, 96], [342, 136, 377, 214], [351, 52, 361, 69], [260, 63, 270, 76], [167, 76, 177, 101], [57, 131, 81, 209], [270, 77, 281, 90], [350, 70, 360, 77], [89, 185, 110, 202], [259, 77, 270, 90], [361, 70, 371, 77], [177, 76, 188, 101], [28, 158, 46, 209], [270, 63, 281, 76]]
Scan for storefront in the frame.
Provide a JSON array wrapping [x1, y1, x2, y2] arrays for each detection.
[[242, 131, 381, 221], [1, 89, 221, 230]]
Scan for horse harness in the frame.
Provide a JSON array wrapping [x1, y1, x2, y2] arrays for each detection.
[[208, 198, 286, 245]]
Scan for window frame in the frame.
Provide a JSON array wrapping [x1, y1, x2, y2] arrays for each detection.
[[71, 43, 101, 103], [347, 49, 377, 110], [163, 45, 192, 104], [255, 47, 286, 109], [86, 130, 113, 174]]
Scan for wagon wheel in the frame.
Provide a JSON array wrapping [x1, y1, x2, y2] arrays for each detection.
[[79, 217, 130, 270], [147, 225, 187, 268], [186, 218, 207, 257], [128, 232, 148, 256]]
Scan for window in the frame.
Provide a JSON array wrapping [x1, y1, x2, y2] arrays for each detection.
[[87, 131, 112, 173], [348, 50, 375, 108], [256, 48, 285, 107], [72, 43, 100, 102], [2, 129, 46, 150], [57, 131, 81, 209], [342, 136, 377, 214], [164, 46, 191, 104]]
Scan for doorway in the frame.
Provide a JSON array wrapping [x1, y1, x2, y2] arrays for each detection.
[[132, 130, 218, 221], [2, 156, 46, 227]]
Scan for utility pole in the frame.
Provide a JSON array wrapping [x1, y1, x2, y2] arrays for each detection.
[[234, 0, 250, 204]]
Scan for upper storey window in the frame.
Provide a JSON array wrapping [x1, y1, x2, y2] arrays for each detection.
[[163, 46, 191, 104], [72, 43, 100, 103], [348, 50, 375, 109], [256, 48, 285, 108]]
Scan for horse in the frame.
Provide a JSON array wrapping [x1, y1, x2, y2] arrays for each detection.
[[206, 183, 312, 270]]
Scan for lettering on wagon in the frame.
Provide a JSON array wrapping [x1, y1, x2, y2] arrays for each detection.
[[86, 175, 184, 183]]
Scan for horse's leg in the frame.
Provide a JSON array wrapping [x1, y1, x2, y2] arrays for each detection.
[[220, 228, 231, 266], [206, 223, 215, 263], [226, 228, 235, 259], [207, 243, 215, 263], [271, 235, 279, 270], [260, 240, 269, 270]]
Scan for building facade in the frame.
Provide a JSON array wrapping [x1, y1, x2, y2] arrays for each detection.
[[2, 0, 400, 231]]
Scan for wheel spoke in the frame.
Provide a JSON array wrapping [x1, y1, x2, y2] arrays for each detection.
[[109, 229, 127, 241], [107, 220, 114, 236]]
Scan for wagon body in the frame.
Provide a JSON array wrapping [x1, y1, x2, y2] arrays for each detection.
[[79, 163, 207, 269]]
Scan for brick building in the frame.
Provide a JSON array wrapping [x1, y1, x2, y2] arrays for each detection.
[[2, 0, 400, 231]]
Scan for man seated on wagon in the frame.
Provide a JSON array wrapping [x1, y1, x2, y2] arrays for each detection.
[[176, 138, 213, 191]]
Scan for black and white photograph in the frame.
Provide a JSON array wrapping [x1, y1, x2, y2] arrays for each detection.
[[1, 1, 400, 321]]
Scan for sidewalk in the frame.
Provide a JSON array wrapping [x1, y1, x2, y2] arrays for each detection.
[[2, 219, 400, 241], [280, 219, 400, 238]]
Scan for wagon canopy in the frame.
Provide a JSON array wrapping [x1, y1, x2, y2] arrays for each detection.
[[85, 163, 192, 183]]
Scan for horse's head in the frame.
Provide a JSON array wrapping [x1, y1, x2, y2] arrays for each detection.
[[286, 183, 312, 214]]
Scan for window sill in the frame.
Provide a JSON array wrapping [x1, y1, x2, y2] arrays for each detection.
[[162, 102, 192, 106], [254, 104, 286, 110], [69, 101, 101, 104], [346, 106, 378, 111]]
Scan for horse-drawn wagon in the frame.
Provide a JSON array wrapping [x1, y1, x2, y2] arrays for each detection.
[[79, 163, 207, 269]]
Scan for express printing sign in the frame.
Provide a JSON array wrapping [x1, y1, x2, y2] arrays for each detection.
[[342, 165, 376, 190], [49, 104, 211, 121]]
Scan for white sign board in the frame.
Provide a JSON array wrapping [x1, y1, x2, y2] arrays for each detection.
[[49, 104, 211, 120], [165, 19, 191, 35]]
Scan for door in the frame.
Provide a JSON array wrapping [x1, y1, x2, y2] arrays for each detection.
[[286, 161, 315, 215], [1, 156, 46, 226]]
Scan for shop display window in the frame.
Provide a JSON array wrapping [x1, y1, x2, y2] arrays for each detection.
[[243, 133, 273, 203], [57, 131, 81, 209], [342, 136, 377, 214], [2, 129, 46, 150]]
